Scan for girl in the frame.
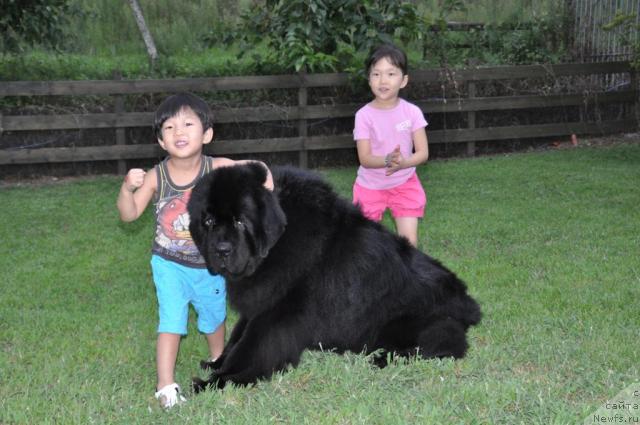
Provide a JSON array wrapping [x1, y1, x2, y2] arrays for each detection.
[[352, 43, 429, 247]]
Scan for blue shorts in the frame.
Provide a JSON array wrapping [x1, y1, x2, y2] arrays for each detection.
[[151, 255, 226, 335]]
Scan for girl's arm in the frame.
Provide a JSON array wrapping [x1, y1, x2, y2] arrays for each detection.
[[117, 168, 157, 222], [356, 139, 388, 169], [385, 128, 429, 175]]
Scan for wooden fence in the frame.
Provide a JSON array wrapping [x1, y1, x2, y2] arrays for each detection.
[[0, 61, 637, 172]]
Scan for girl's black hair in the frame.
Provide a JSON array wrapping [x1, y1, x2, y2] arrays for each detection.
[[365, 43, 408, 75], [153, 93, 213, 140]]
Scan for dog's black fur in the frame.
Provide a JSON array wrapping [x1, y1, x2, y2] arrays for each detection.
[[188, 163, 481, 391]]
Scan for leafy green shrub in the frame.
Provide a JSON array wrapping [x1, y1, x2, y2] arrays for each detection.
[[0, 0, 75, 52], [409, 2, 569, 67], [419, 0, 470, 67], [477, 17, 567, 65], [207, 0, 423, 72]]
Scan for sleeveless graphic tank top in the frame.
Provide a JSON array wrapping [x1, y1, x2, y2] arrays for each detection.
[[151, 156, 214, 267]]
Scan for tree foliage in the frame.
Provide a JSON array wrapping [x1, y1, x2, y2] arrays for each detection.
[[0, 0, 73, 52], [221, 0, 423, 72], [602, 12, 640, 69]]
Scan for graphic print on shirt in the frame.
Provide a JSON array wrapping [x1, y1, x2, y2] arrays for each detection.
[[154, 190, 198, 256], [395, 119, 412, 132]]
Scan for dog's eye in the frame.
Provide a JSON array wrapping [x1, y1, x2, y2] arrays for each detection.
[[204, 216, 217, 228], [233, 219, 244, 229]]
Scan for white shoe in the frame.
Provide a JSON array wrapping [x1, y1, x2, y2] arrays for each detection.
[[155, 383, 187, 409]]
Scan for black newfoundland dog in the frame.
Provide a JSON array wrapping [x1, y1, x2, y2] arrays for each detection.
[[188, 163, 481, 391]]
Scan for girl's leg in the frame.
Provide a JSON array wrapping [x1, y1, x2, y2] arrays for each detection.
[[157, 332, 181, 389], [395, 216, 419, 247], [205, 321, 226, 360]]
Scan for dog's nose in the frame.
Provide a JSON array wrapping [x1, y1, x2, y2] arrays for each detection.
[[216, 242, 233, 257]]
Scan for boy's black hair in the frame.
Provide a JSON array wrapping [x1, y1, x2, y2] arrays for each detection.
[[153, 93, 213, 140], [365, 43, 408, 76]]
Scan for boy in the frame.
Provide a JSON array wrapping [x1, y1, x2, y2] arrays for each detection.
[[117, 93, 273, 408]]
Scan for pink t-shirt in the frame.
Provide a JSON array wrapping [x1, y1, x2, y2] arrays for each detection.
[[353, 98, 428, 189]]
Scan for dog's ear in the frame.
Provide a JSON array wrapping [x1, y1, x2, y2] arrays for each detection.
[[188, 177, 209, 250], [244, 162, 284, 257], [256, 190, 286, 258]]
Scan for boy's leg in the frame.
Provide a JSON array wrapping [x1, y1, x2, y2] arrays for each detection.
[[191, 271, 227, 363], [151, 256, 190, 389], [157, 332, 181, 390], [150, 256, 190, 407], [205, 321, 226, 360], [395, 216, 419, 247]]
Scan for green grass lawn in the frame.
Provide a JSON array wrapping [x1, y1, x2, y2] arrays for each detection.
[[1, 142, 639, 424]]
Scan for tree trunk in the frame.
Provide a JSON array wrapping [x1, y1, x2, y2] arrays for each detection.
[[127, 0, 158, 65]]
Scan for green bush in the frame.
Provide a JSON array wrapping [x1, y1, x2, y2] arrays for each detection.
[[0, 0, 74, 52], [213, 0, 423, 72]]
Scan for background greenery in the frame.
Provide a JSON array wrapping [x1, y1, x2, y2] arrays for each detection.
[[0, 0, 570, 80], [1, 142, 638, 423]]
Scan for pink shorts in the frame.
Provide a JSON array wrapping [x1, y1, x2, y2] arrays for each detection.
[[353, 173, 426, 222]]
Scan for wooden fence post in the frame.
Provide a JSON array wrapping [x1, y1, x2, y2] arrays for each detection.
[[113, 71, 127, 175], [631, 66, 639, 128], [467, 80, 477, 156], [298, 70, 308, 168]]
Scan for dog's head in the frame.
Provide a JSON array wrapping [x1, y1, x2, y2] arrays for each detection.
[[188, 163, 286, 279]]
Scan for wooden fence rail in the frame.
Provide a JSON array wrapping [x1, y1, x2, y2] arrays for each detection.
[[0, 61, 637, 170]]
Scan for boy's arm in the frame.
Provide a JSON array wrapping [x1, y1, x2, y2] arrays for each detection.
[[117, 168, 157, 222], [214, 158, 274, 191]]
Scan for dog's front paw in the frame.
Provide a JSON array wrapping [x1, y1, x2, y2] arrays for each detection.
[[192, 374, 227, 393], [192, 376, 209, 394], [370, 350, 393, 369]]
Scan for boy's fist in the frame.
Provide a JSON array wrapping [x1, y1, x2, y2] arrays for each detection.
[[124, 168, 146, 192]]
